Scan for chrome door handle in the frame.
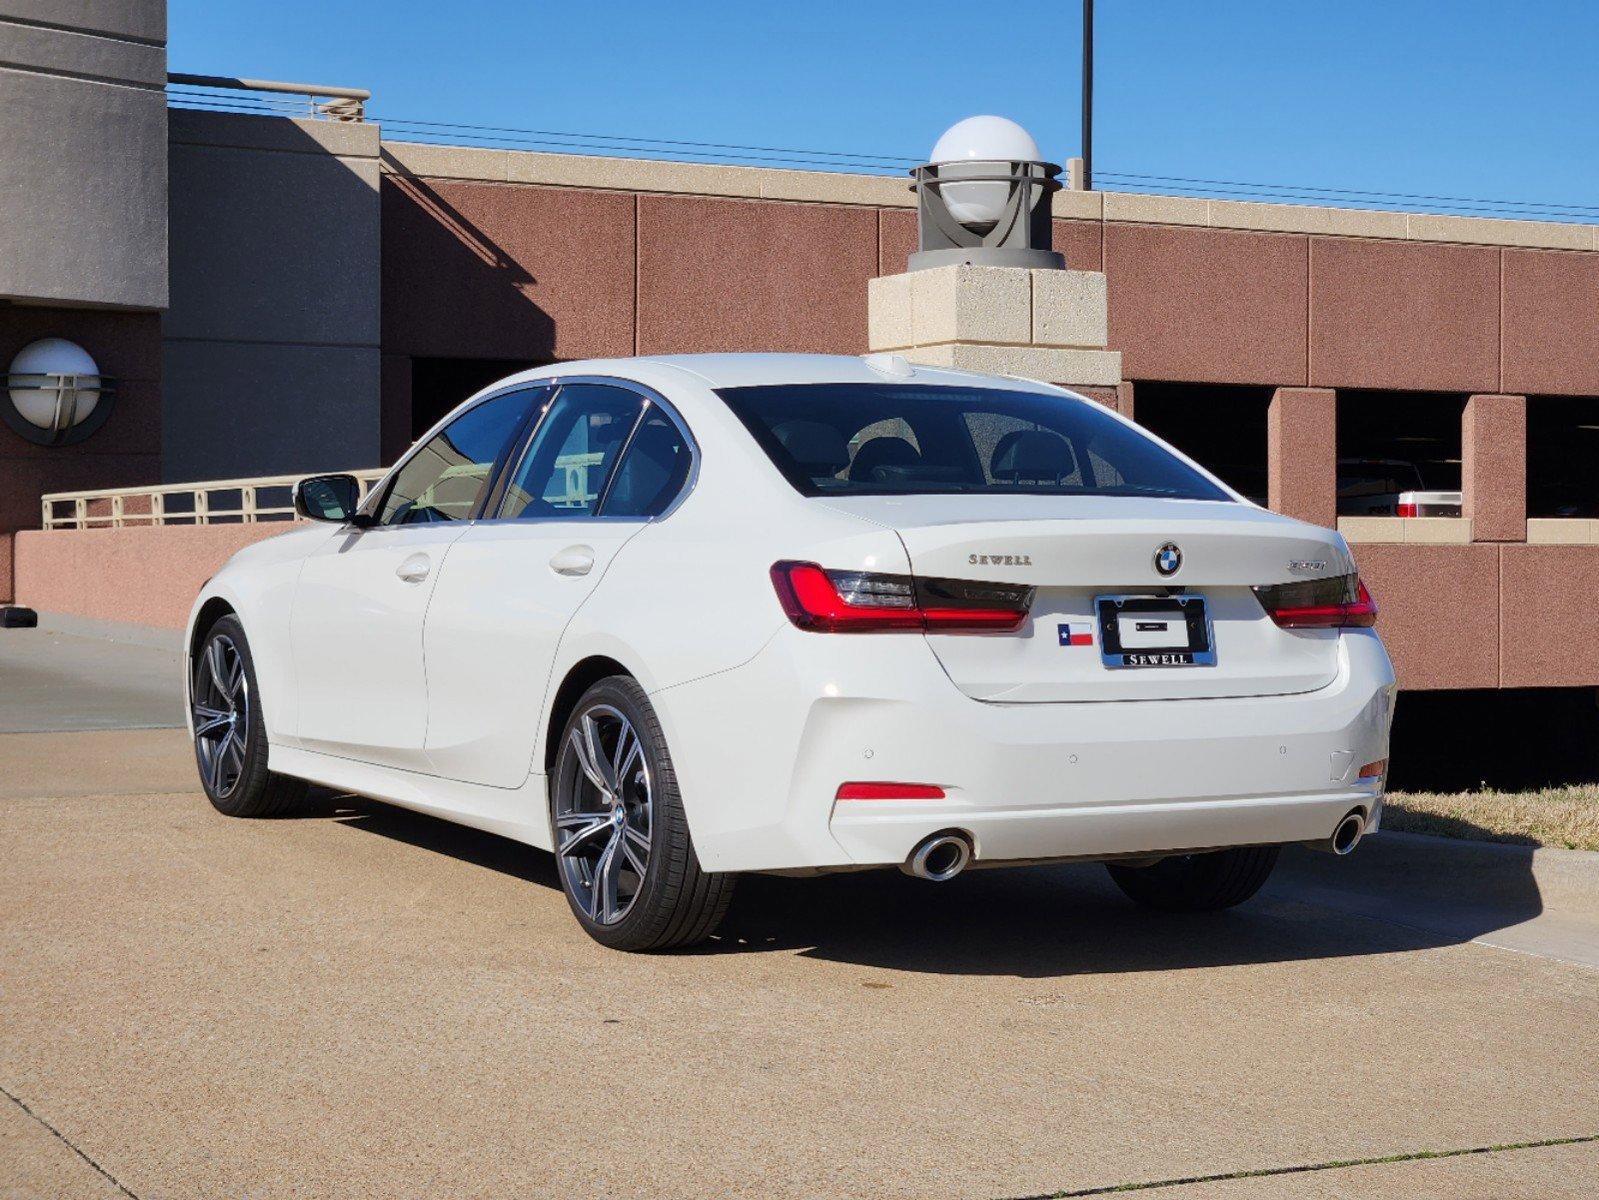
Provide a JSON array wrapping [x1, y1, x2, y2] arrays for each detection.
[[549, 545, 595, 577], [395, 553, 431, 583]]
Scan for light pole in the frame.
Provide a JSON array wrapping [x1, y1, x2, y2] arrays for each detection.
[[1081, 0, 1094, 191]]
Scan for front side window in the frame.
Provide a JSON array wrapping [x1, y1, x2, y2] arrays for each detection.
[[377, 387, 537, 525], [717, 383, 1231, 502], [498, 384, 644, 519]]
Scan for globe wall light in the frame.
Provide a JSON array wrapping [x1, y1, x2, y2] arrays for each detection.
[[909, 115, 1065, 272], [3, 338, 116, 446]]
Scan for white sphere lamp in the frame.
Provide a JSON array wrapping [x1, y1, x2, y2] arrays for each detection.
[[929, 116, 1044, 232], [4, 338, 114, 446], [908, 116, 1064, 271]]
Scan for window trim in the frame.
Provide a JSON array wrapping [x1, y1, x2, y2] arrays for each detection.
[[484, 375, 699, 525]]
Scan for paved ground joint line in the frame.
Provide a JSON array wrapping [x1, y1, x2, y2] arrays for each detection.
[[1, 1082, 140, 1199], [1014, 1132, 1599, 1198]]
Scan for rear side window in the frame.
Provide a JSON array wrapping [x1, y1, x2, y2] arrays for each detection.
[[717, 383, 1231, 501], [603, 408, 692, 518], [498, 384, 643, 519]]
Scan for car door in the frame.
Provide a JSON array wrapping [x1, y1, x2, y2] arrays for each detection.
[[289, 386, 538, 769], [423, 381, 695, 789]]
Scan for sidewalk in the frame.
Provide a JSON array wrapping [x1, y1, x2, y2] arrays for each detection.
[[0, 613, 183, 733]]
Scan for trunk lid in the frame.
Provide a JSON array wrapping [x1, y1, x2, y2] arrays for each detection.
[[821, 495, 1354, 703]]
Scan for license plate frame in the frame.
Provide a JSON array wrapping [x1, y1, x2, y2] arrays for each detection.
[[1094, 594, 1216, 669]]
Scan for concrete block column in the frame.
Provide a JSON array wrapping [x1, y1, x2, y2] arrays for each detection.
[[1115, 380, 1135, 419], [867, 264, 1121, 391], [1267, 387, 1337, 527], [1463, 393, 1526, 542]]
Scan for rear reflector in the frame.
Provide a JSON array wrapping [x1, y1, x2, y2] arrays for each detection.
[[835, 782, 946, 800], [771, 561, 1032, 633], [1358, 759, 1387, 780], [1253, 574, 1378, 629]]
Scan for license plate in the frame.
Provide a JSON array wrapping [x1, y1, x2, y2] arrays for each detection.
[[1095, 594, 1216, 668]]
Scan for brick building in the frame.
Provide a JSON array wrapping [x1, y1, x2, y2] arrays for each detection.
[[5, 2, 1599, 705]]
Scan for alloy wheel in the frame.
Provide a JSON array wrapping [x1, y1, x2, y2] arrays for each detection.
[[192, 634, 249, 798], [555, 704, 653, 925]]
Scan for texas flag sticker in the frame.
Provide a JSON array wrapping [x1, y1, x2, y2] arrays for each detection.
[[1058, 622, 1094, 647]]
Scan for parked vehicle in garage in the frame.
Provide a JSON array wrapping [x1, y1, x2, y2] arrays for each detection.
[[186, 354, 1395, 950], [1336, 457, 1461, 518], [1391, 490, 1462, 518]]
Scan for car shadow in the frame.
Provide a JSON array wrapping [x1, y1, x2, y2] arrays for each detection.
[[707, 841, 1547, 978], [313, 789, 562, 890], [314, 790, 1547, 979]]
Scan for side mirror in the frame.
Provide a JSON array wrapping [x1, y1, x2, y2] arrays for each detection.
[[293, 474, 367, 525]]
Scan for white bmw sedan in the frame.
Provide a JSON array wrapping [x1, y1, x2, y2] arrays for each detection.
[[186, 353, 1395, 950]]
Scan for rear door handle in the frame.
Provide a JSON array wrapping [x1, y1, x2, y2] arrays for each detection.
[[395, 552, 431, 583], [549, 545, 595, 577]]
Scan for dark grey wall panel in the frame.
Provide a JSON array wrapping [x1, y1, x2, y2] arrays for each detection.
[[0, 2, 167, 309], [163, 110, 381, 480]]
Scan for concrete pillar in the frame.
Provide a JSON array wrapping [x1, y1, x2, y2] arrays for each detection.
[[1267, 387, 1337, 528], [0, 532, 12, 604], [1074, 381, 1132, 414], [1071, 386, 1118, 409], [1463, 393, 1526, 542], [867, 264, 1121, 393]]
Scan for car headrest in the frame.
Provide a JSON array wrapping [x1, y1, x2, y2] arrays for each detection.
[[849, 436, 921, 483], [774, 420, 849, 477], [992, 429, 1076, 483]]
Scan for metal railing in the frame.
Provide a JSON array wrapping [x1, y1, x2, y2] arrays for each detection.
[[167, 73, 370, 122], [41, 470, 388, 531]]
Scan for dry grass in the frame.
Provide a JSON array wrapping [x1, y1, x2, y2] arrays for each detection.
[[1385, 786, 1599, 851]]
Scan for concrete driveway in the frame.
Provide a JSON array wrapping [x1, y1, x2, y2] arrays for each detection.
[[2, 619, 1597, 1198]]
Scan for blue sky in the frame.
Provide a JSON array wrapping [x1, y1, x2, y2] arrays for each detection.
[[170, 1, 1599, 219]]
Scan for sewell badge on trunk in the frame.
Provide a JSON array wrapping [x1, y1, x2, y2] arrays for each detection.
[[1095, 595, 1217, 669]]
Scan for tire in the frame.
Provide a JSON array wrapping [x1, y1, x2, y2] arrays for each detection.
[[550, 676, 735, 951], [1104, 845, 1280, 912], [191, 615, 307, 818]]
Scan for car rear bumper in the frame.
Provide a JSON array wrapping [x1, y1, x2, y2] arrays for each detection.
[[830, 789, 1383, 868], [652, 626, 1396, 873]]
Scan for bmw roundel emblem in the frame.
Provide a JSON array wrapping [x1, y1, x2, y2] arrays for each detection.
[[1154, 543, 1182, 576]]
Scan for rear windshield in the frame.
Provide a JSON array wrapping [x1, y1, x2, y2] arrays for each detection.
[[717, 383, 1232, 501]]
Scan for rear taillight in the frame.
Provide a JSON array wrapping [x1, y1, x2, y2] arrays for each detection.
[[1253, 574, 1377, 629], [1396, 502, 1418, 518], [770, 561, 1032, 633]]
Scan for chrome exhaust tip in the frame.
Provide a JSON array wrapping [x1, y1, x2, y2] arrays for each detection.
[[1305, 810, 1367, 856], [903, 833, 972, 882]]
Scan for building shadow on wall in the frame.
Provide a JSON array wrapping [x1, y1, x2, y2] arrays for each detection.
[[380, 154, 554, 352], [380, 155, 560, 442], [314, 790, 1544, 979]]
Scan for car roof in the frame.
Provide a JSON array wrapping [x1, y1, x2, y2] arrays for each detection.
[[488, 352, 1072, 394]]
